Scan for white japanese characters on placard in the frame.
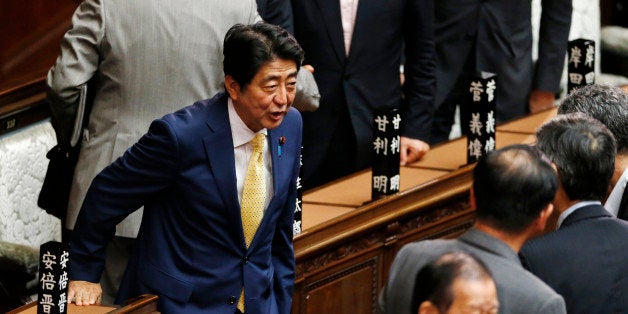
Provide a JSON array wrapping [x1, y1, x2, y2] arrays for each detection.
[[293, 151, 303, 237], [466, 77, 496, 163], [469, 81, 484, 102], [569, 46, 582, 68], [38, 243, 69, 314], [585, 45, 594, 68], [567, 39, 595, 93], [372, 112, 401, 197]]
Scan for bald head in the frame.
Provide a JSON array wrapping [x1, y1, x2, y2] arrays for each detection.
[[473, 144, 558, 233], [412, 252, 498, 314]]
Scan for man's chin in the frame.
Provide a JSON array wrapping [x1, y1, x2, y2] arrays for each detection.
[[265, 115, 286, 129]]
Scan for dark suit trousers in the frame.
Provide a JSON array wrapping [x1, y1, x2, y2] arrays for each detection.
[[302, 106, 357, 190], [431, 49, 476, 145]]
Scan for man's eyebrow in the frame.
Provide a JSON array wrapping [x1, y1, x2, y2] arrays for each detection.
[[262, 70, 298, 82]]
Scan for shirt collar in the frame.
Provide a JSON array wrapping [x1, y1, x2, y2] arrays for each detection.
[[604, 168, 628, 216], [557, 200, 602, 229], [228, 97, 267, 148]]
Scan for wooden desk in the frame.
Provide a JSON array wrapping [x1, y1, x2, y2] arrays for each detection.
[[7, 294, 158, 314], [496, 107, 557, 133], [303, 168, 449, 207], [293, 108, 557, 314], [9, 303, 116, 314]]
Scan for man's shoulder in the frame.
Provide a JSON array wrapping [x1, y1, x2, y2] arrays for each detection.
[[390, 239, 459, 273], [154, 93, 227, 136], [492, 261, 565, 313]]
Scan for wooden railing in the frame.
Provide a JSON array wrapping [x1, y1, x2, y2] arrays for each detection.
[[292, 108, 557, 313]]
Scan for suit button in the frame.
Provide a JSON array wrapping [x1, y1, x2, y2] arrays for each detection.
[[228, 296, 237, 304], [243, 256, 249, 264]]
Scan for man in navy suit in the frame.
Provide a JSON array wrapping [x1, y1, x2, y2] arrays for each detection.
[[291, 0, 436, 189], [556, 84, 628, 221], [66, 23, 304, 314], [520, 113, 628, 314]]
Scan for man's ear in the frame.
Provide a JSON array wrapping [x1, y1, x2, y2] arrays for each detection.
[[224, 75, 240, 101], [535, 203, 554, 233], [419, 301, 440, 314]]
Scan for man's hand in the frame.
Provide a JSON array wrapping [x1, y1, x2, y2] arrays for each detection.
[[68, 280, 102, 306], [302, 65, 314, 73], [528, 90, 556, 113], [400, 136, 430, 166]]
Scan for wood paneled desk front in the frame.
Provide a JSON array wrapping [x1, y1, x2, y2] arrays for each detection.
[[293, 108, 557, 313]]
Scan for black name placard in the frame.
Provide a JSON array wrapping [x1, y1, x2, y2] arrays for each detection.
[[466, 72, 497, 164], [567, 39, 595, 94], [372, 109, 401, 199], [37, 241, 69, 314], [294, 149, 303, 236]]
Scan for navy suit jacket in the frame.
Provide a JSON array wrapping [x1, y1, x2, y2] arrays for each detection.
[[69, 92, 302, 314], [292, 0, 435, 173], [520, 204, 628, 314]]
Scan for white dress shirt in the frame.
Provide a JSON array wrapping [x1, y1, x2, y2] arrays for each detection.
[[228, 98, 274, 210], [604, 168, 628, 216], [340, 0, 359, 56]]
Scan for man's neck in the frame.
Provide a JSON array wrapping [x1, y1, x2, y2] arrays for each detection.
[[474, 223, 528, 253]]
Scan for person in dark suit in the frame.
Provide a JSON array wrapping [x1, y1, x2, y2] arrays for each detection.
[[291, 0, 436, 189], [412, 252, 498, 314], [520, 113, 628, 314], [380, 144, 566, 314], [430, 0, 572, 143], [66, 23, 304, 314], [257, 0, 293, 33], [556, 84, 628, 220]]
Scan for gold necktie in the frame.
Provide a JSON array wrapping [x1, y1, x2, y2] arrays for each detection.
[[238, 133, 266, 312]]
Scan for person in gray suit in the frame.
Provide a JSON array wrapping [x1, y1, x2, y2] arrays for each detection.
[[46, 0, 265, 303], [430, 0, 572, 143], [520, 113, 628, 313], [380, 144, 566, 314]]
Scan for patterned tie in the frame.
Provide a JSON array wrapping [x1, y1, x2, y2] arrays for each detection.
[[238, 133, 266, 312]]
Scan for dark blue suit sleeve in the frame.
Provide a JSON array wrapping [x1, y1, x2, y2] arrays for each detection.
[[69, 119, 179, 282], [402, 0, 436, 141]]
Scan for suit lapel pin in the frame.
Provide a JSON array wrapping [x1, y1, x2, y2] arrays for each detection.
[[278, 136, 286, 156]]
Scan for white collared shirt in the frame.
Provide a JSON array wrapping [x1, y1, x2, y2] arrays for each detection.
[[340, 0, 359, 56], [228, 98, 274, 210], [604, 168, 628, 216], [556, 201, 602, 229]]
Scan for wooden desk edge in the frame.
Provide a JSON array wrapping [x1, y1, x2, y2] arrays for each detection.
[[294, 165, 474, 259], [7, 294, 158, 314]]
